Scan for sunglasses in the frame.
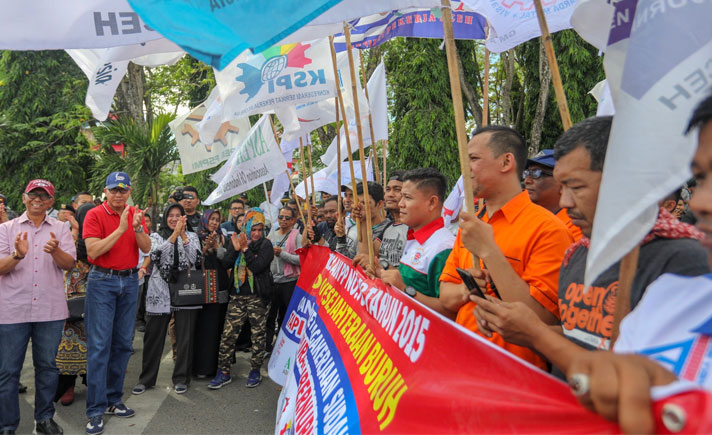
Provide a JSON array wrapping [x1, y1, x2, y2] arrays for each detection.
[[108, 187, 129, 194], [278, 215, 293, 220], [27, 192, 52, 201], [523, 168, 553, 180]]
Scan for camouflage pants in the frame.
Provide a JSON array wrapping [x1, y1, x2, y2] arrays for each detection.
[[218, 294, 269, 372]]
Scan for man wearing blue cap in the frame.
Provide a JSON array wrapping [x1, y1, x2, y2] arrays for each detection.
[[81, 172, 150, 435], [525, 149, 582, 241]]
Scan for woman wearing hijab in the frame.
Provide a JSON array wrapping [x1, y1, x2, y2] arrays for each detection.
[[54, 202, 95, 406], [132, 203, 201, 395], [208, 208, 274, 390], [192, 209, 230, 378]]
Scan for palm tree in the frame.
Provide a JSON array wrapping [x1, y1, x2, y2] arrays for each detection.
[[91, 113, 178, 226]]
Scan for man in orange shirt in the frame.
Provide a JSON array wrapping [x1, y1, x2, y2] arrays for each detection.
[[524, 149, 582, 241], [439, 126, 573, 370]]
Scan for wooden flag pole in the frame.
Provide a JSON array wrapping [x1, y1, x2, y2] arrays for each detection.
[[382, 141, 387, 186], [299, 137, 313, 226], [344, 23, 376, 268], [533, 0, 572, 131], [268, 115, 307, 226], [359, 50, 381, 185], [329, 35, 362, 242], [611, 244, 640, 345], [335, 97, 343, 222], [307, 140, 317, 206], [441, 0, 474, 213], [482, 47, 490, 126]]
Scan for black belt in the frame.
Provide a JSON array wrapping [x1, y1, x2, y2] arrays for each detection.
[[91, 265, 138, 276]]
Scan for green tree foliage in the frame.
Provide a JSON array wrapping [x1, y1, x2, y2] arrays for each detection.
[[0, 50, 95, 210], [91, 114, 178, 210], [385, 39, 480, 187]]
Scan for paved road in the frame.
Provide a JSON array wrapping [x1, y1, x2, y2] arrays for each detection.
[[16, 330, 280, 434]]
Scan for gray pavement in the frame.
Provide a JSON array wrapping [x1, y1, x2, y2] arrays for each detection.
[[15, 329, 280, 434]]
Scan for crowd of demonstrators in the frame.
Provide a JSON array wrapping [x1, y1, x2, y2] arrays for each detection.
[[5, 95, 712, 435]]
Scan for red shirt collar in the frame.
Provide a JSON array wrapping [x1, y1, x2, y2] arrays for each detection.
[[407, 217, 445, 244]]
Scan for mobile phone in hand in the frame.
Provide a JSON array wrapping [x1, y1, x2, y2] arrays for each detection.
[[456, 267, 485, 299]]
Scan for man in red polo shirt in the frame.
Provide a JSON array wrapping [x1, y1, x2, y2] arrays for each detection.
[[82, 172, 150, 435]]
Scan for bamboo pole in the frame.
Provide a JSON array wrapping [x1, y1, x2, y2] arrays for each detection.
[[299, 137, 313, 227], [533, 0, 572, 131], [482, 47, 490, 126], [382, 141, 387, 185], [329, 35, 362, 242], [268, 115, 307, 226], [359, 50, 381, 185], [441, 0, 474, 213], [335, 97, 343, 222], [262, 182, 273, 223], [344, 23, 376, 268], [307, 140, 317, 206], [611, 244, 640, 345]]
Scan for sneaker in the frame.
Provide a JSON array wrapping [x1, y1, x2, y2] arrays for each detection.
[[132, 384, 147, 395], [246, 369, 262, 388], [86, 416, 104, 435], [174, 383, 188, 394], [207, 371, 231, 390], [105, 403, 135, 418]]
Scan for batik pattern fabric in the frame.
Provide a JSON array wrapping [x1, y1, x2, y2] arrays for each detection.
[[57, 259, 90, 375]]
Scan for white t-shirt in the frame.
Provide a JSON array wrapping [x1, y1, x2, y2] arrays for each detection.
[[615, 273, 712, 390]]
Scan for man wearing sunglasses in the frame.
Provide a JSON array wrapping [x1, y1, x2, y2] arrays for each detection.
[[524, 149, 582, 241], [0, 179, 76, 435], [81, 172, 150, 435]]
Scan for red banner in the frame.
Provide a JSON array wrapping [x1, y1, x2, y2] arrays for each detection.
[[272, 246, 712, 434]]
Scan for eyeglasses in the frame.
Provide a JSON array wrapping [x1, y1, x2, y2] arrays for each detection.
[[108, 187, 129, 195], [27, 192, 52, 201], [182, 194, 195, 200], [278, 215, 293, 220], [523, 168, 553, 180], [230, 207, 242, 211]]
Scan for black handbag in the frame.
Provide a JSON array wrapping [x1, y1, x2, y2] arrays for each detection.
[[168, 267, 207, 306], [67, 297, 85, 321]]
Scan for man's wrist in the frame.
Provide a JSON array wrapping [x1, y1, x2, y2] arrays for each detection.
[[11, 250, 25, 260], [134, 225, 144, 233]]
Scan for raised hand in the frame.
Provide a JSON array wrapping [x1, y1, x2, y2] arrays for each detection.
[[118, 206, 130, 233], [334, 215, 346, 237], [43, 231, 60, 254], [132, 208, 144, 231], [15, 232, 29, 257], [230, 232, 242, 251], [238, 232, 248, 249]]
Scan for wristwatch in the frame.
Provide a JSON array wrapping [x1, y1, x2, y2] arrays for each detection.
[[11, 250, 24, 260], [404, 286, 417, 298], [134, 225, 144, 233]]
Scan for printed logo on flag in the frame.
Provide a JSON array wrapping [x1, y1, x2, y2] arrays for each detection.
[[235, 43, 322, 101]]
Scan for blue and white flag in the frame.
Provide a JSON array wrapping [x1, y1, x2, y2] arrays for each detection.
[[332, 1, 485, 51], [127, 0, 343, 69], [584, 0, 712, 289]]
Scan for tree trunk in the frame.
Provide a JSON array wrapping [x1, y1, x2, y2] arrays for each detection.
[[501, 50, 516, 126], [115, 63, 146, 126], [457, 48, 483, 128], [530, 40, 552, 156]]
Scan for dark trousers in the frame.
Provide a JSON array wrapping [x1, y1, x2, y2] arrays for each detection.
[[265, 280, 297, 350], [139, 310, 198, 387], [136, 279, 148, 325]]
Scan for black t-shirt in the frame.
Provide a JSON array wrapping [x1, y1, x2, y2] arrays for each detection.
[[317, 221, 337, 250], [558, 237, 709, 352]]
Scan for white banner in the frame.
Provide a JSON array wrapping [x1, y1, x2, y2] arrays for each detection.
[[169, 106, 251, 176], [585, 0, 712, 289], [67, 39, 183, 121], [462, 0, 578, 52], [214, 38, 337, 122], [1, 0, 162, 50], [204, 116, 288, 205]]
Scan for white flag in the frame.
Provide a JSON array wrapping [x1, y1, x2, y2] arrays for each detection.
[[214, 38, 337, 121], [0, 0, 162, 50], [204, 116, 287, 205], [67, 39, 183, 120], [443, 175, 465, 226], [462, 0, 578, 52], [169, 105, 251, 175], [584, 0, 712, 289], [368, 62, 388, 142]]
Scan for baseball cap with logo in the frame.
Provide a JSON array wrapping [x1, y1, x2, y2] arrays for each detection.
[[526, 149, 556, 169], [105, 172, 131, 189], [25, 179, 55, 197]]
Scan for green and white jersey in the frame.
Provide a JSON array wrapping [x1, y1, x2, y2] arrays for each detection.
[[398, 218, 454, 298]]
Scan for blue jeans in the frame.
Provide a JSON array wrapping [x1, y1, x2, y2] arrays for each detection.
[[85, 269, 138, 418], [0, 320, 64, 431]]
